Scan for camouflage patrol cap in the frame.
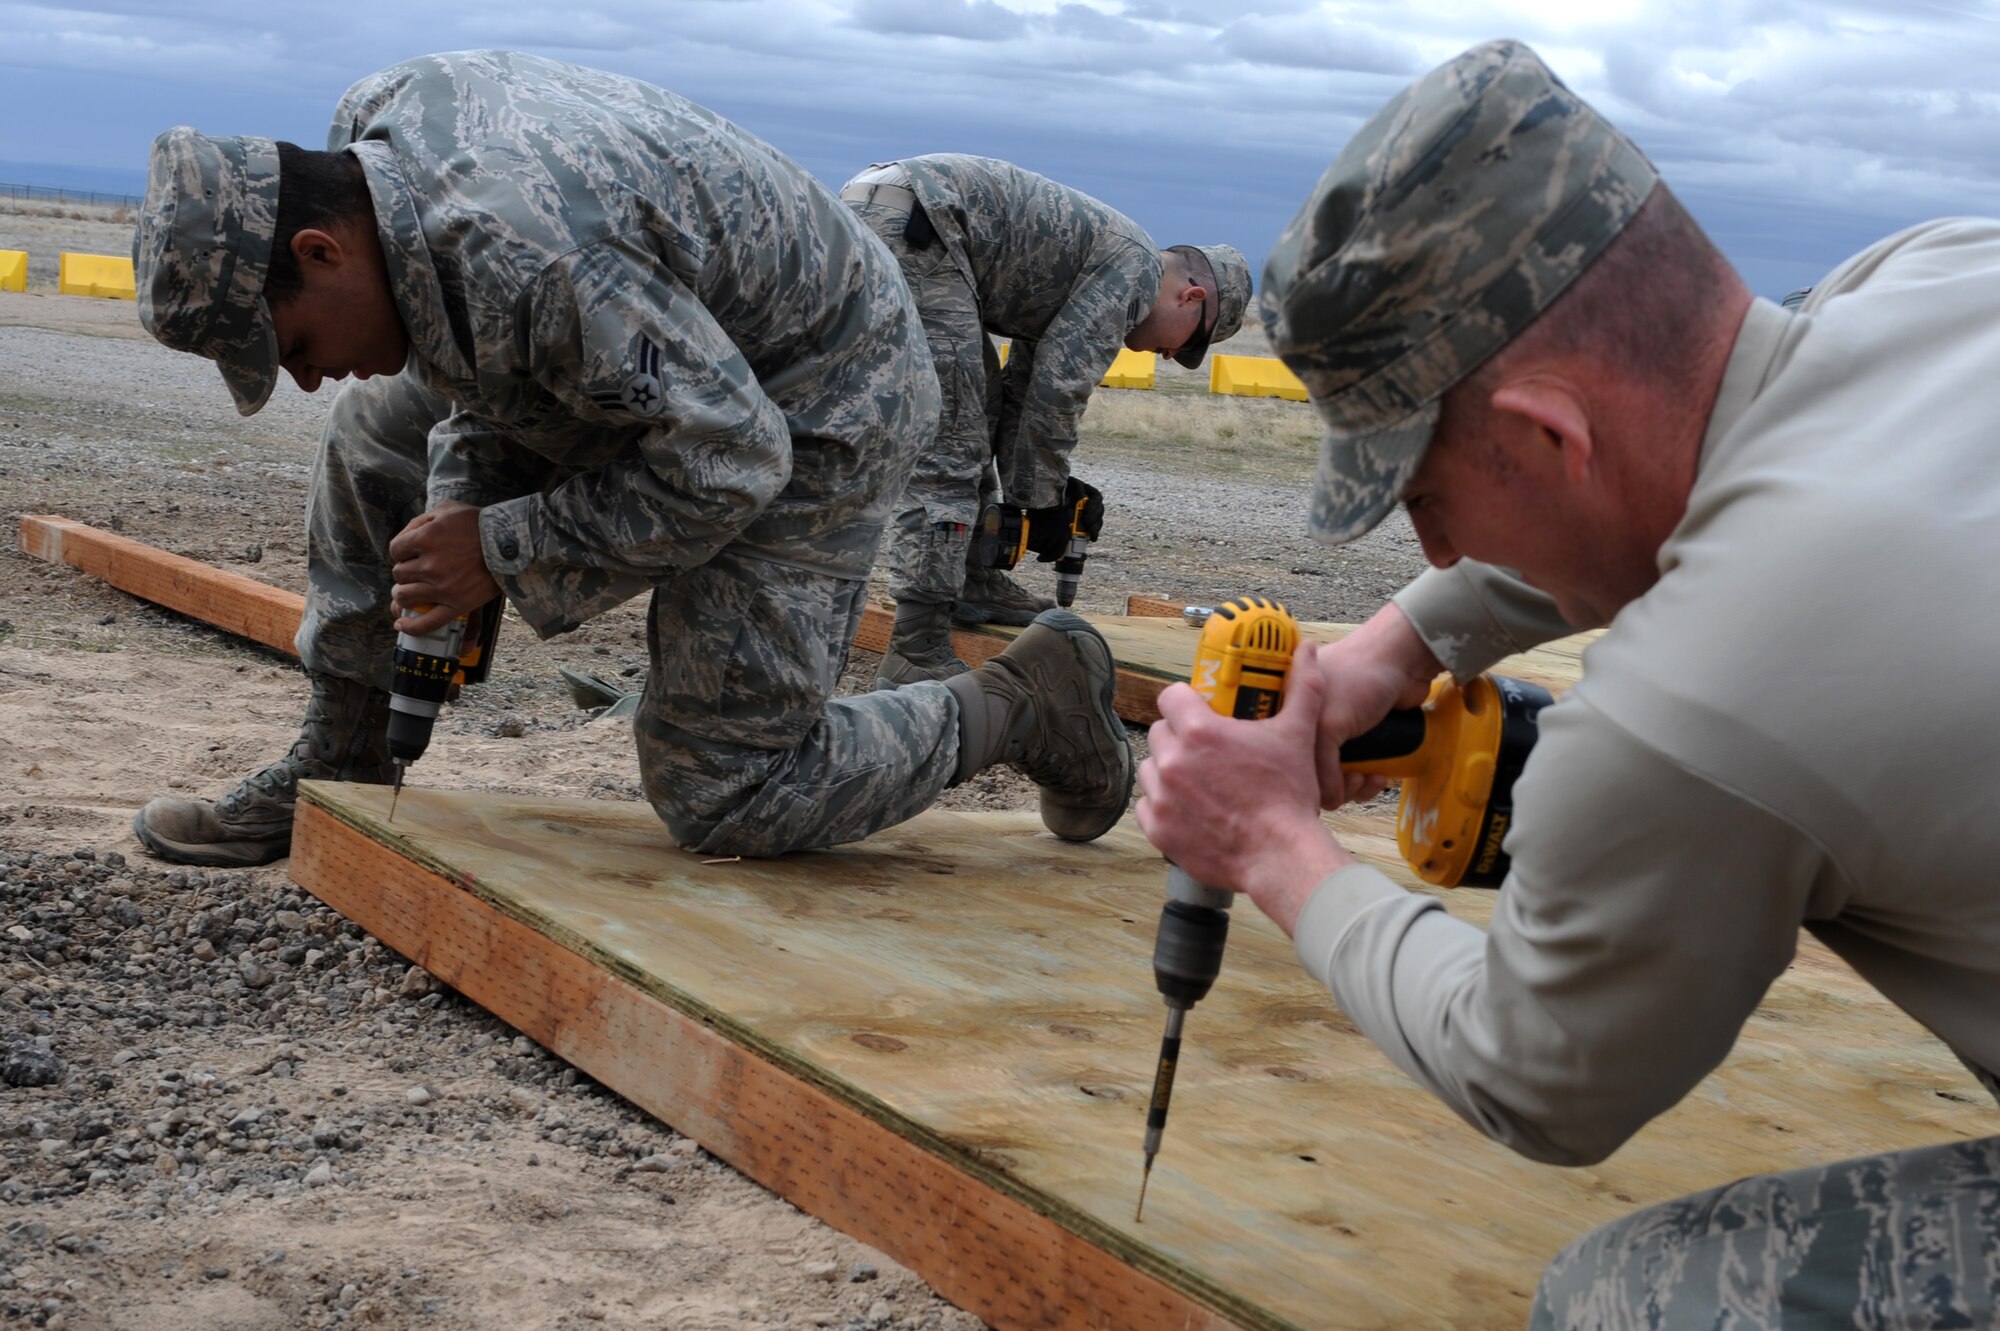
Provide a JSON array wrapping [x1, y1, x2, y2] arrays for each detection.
[[1169, 243, 1252, 368], [134, 128, 283, 416], [1263, 40, 1659, 544]]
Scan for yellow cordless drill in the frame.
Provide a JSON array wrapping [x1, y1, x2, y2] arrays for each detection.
[[972, 479, 1103, 608], [386, 598, 503, 819], [1134, 597, 1553, 1219]]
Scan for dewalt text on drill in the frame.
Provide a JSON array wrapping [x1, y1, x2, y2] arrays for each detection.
[[386, 597, 503, 819], [971, 476, 1105, 607], [1135, 596, 1553, 1220]]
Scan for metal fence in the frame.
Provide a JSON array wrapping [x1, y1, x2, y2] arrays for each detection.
[[0, 181, 142, 208]]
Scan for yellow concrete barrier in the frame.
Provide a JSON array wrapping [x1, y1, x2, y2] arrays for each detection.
[[58, 252, 136, 301], [0, 250, 25, 293], [1209, 354, 1308, 402], [994, 342, 1154, 390], [1098, 348, 1155, 390]]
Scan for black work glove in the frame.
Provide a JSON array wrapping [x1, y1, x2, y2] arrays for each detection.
[[1023, 477, 1106, 561]]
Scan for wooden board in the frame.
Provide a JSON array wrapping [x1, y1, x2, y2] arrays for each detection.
[[17, 513, 1589, 721], [290, 786, 1994, 1331], [19, 514, 305, 655]]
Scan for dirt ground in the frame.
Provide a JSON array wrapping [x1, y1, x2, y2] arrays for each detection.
[[0, 203, 1427, 1330]]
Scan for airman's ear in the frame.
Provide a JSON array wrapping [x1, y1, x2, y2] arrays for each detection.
[[288, 228, 349, 271], [1489, 377, 1595, 483]]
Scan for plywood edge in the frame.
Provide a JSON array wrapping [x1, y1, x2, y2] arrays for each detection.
[[17, 514, 304, 656], [289, 786, 1276, 1331]]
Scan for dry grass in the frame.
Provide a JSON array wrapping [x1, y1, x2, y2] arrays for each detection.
[[1080, 379, 1321, 483], [0, 197, 135, 225]]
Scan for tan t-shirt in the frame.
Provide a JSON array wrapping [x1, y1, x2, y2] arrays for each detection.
[[1295, 220, 2000, 1165]]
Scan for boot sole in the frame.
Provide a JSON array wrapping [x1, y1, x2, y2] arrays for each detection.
[[1031, 609, 1135, 842], [130, 808, 292, 869]]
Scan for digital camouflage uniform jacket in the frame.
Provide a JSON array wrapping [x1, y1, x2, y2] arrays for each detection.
[[328, 50, 931, 637], [898, 154, 1161, 508]]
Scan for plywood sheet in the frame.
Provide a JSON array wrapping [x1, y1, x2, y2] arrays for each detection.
[[292, 785, 1992, 1331]]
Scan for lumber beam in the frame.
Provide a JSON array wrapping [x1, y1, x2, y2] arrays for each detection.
[[18, 514, 304, 656], [19, 517, 1477, 727], [851, 602, 1011, 671], [290, 793, 1252, 1331], [1125, 593, 1189, 619]]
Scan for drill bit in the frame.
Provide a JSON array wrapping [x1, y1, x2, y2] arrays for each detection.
[[1134, 1004, 1186, 1223], [388, 759, 407, 822]]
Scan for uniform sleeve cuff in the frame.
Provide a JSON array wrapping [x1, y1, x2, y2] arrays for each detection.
[[478, 498, 581, 639], [1393, 566, 1535, 680], [1292, 863, 1412, 990]]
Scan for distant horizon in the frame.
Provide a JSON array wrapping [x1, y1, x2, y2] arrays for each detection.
[[0, 158, 145, 199]]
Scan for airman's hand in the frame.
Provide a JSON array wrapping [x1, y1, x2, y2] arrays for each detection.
[[388, 500, 500, 636]]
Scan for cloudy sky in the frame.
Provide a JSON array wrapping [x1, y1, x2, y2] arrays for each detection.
[[4, 0, 1998, 298]]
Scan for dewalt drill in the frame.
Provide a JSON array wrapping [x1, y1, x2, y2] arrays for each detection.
[[1135, 596, 1552, 1219], [972, 477, 1105, 608], [385, 598, 503, 818]]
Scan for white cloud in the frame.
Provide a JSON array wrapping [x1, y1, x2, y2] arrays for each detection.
[[1216, 12, 1420, 74], [848, 0, 1026, 41]]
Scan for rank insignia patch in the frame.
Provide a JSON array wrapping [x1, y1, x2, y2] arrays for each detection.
[[592, 333, 666, 417]]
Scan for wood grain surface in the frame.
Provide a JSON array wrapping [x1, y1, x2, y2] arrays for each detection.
[[291, 784, 1992, 1331]]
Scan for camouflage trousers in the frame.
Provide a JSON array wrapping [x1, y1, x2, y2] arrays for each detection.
[[296, 373, 961, 857], [1530, 1135, 2000, 1329], [848, 192, 1003, 607]]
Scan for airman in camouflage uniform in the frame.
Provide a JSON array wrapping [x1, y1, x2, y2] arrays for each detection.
[[129, 51, 1134, 866], [840, 155, 1251, 684], [1137, 39, 2000, 1327]]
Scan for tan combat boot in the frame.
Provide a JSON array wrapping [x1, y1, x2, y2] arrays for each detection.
[[954, 566, 1055, 627], [133, 674, 395, 867], [875, 600, 970, 688], [944, 608, 1133, 841]]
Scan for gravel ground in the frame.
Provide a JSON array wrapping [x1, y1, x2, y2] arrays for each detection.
[[0, 204, 1429, 1330]]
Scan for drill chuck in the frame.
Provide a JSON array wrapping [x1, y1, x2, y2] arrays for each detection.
[[1053, 532, 1089, 608], [1151, 897, 1231, 1010], [385, 599, 504, 772], [387, 618, 469, 767]]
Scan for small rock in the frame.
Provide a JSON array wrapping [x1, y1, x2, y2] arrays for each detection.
[[849, 1262, 878, 1283], [1, 1037, 65, 1088], [203, 1265, 231, 1281], [525, 1152, 539, 1167], [228, 1107, 262, 1132], [804, 1260, 840, 1283], [404, 1085, 435, 1107], [239, 958, 274, 990], [396, 966, 439, 998], [96, 613, 116, 626], [191, 939, 217, 963], [303, 1161, 333, 1188], [629, 1155, 678, 1174], [242, 542, 263, 563], [866, 1299, 892, 1325], [494, 714, 527, 739]]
